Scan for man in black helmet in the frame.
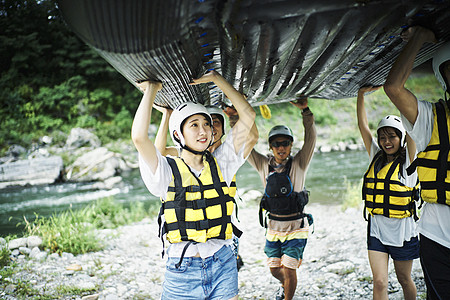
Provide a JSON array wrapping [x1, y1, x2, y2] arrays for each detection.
[[384, 26, 450, 300], [247, 97, 316, 300]]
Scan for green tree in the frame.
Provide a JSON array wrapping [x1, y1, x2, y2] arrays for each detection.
[[0, 0, 141, 153]]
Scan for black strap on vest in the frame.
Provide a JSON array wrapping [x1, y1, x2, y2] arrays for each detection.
[[268, 157, 293, 174], [161, 154, 239, 242], [363, 152, 415, 219], [167, 157, 190, 240], [174, 240, 197, 269], [407, 100, 450, 205]]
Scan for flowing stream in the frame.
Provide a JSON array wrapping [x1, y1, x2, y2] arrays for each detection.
[[0, 150, 369, 236]]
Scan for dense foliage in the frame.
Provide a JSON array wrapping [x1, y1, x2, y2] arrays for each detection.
[[0, 0, 143, 154], [1, 1, 444, 156]]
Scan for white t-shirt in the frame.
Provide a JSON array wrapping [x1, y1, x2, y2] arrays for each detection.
[[367, 139, 418, 247], [138, 129, 246, 258], [401, 100, 450, 249]]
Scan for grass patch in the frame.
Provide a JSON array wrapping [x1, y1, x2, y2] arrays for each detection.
[[0, 246, 11, 268], [22, 197, 154, 255], [55, 284, 98, 295], [358, 276, 373, 283], [341, 177, 363, 211]]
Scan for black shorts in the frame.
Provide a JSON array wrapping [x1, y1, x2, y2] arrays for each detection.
[[419, 234, 450, 300], [367, 235, 419, 261]]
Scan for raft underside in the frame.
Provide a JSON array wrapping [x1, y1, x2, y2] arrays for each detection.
[[57, 0, 450, 108]]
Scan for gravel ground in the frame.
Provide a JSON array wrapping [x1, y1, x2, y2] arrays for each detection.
[[1, 203, 426, 299]]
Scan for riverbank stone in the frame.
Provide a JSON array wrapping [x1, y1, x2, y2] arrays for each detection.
[[27, 235, 42, 248], [8, 238, 27, 250], [65, 128, 101, 149], [1, 205, 426, 299]]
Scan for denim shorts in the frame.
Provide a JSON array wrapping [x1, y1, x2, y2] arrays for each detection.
[[368, 235, 420, 261], [161, 245, 238, 300]]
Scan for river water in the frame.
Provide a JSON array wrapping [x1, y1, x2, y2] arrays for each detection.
[[0, 150, 369, 237]]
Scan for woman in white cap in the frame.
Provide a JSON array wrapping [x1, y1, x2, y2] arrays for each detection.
[[131, 70, 256, 300], [357, 85, 419, 300]]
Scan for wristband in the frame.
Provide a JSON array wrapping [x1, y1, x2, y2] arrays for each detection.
[[302, 107, 310, 113]]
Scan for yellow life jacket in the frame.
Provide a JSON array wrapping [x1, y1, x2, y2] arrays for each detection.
[[363, 152, 418, 219], [407, 100, 450, 206], [161, 152, 237, 244]]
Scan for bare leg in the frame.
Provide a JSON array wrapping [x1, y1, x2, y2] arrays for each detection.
[[270, 266, 297, 300], [283, 266, 298, 300], [393, 260, 416, 300], [270, 266, 285, 283], [368, 250, 389, 300]]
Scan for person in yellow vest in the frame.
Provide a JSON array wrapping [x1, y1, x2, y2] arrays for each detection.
[[357, 85, 419, 300], [247, 96, 316, 300], [152, 102, 258, 271], [384, 25, 450, 300], [131, 70, 256, 300]]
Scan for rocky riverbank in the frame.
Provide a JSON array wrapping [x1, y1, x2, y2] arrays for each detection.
[[1, 203, 426, 299], [0, 124, 365, 191]]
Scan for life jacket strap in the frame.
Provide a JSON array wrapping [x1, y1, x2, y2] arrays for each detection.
[[175, 241, 197, 269]]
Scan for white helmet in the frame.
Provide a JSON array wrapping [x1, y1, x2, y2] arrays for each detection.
[[168, 102, 213, 147], [205, 105, 225, 134], [268, 125, 294, 142], [377, 115, 406, 147], [432, 41, 450, 93]]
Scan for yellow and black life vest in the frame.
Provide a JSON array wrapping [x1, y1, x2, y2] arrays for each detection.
[[160, 152, 238, 244], [363, 151, 418, 219], [407, 99, 450, 206]]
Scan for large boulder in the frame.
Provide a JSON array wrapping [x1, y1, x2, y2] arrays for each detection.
[[66, 147, 131, 182], [65, 128, 101, 149], [0, 156, 64, 189]]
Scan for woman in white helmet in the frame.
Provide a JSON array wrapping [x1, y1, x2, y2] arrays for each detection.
[[131, 70, 256, 300], [152, 102, 258, 272], [384, 26, 450, 300], [357, 85, 419, 300]]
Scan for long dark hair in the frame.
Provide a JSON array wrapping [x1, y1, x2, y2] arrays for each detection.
[[377, 127, 406, 167]]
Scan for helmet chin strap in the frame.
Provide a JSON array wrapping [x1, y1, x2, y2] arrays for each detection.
[[180, 144, 207, 156], [174, 129, 213, 156]]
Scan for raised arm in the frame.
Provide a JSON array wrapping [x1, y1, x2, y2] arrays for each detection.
[[131, 81, 162, 173], [224, 105, 259, 158], [357, 86, 381, 154], [384, 26, 437, 125], [190, 71, 256, 154], [153, 105, 178, 157], [291, 97, 316, 167]]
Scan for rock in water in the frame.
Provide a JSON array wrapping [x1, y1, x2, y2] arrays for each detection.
[[0, 156, 63, 189]]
